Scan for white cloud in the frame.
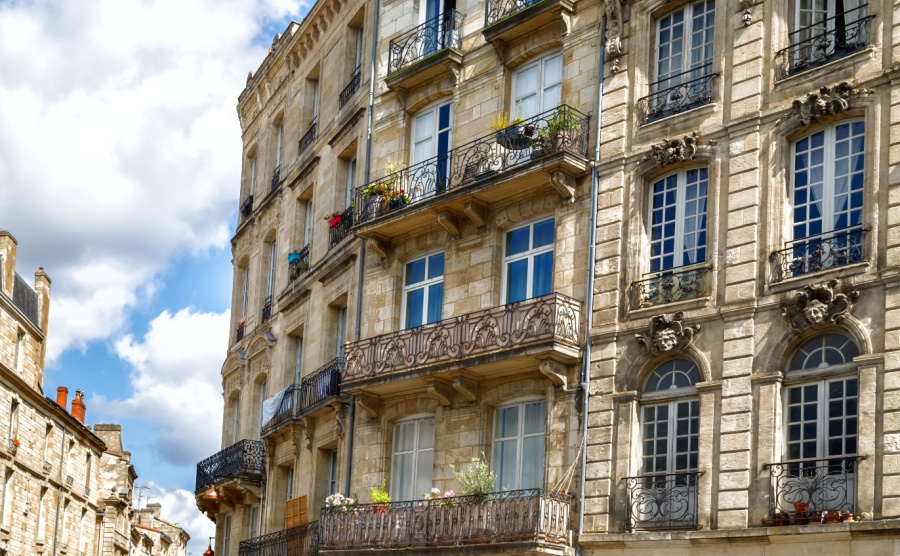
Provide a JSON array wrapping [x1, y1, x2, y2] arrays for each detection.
[[92, 307, 229, 467], [141, 482, 217, 555], [0, 0, 307, 363]]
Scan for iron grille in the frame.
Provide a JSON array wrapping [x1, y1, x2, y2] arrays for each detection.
[[195, 439, 266, 492], [261, 296, 272, 322], [328, 207, 354, 249], [770, 227, 865, 282], [288, 245, 311, 283], [485, 0, 546, 28], [239, 521, 318, 556], [624, 471, 701, 532], [240, 195, 254, 218], [388, 10, 465, 76], [236, 323, 245, 342], [262, 358, 344, 436], [298, 120, 317, 155], [775, 6, 873, 78], [339, 67, 362, 109], [765, 456, 862, 524], [629, 264, 712, 309], [637, 65, 717, 123], [271, 166, 281, 190]]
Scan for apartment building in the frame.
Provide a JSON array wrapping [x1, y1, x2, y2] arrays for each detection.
[[197, 0, 900, 552]]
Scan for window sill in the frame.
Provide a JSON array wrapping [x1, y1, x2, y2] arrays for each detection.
[[767, 261, 869, 295], [627, 296, 711, 319], [638, 101, 717, 130], [774, 46, 875, 89]]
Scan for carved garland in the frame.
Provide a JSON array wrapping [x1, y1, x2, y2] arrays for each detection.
[[640, 132, 699, 168], [780, 82, 870, 127], [781, 279, 859, 333], [635, 312, 700, 356]]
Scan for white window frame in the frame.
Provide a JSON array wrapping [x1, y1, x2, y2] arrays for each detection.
[[653, 0, 716, 89], [401, 251, 445, 329], [231, 396, 240, 444], [411, 101, 453, 166], [336, 307, 347, 359], [294, 337, 304, 384], [8, 401, 18, 442], [37, 487, 47, 541], [792, 0, 867, 64], [249, 504, 260, 540], [1, 469, 12, 527], [266, 241, 277, 299], [328, 449, 339, 494], [502, 217, 555, 303], [249, 154, 258, 196], [241, 266, 250, 318], [346, 158, 357, 209], [646, 168, 709, 274], [783, 376, 858, 461], [14, 333, 22, 371], [390, 415, 435, 501], [491, 398, 546, 491], [276, 123, 284, 169], [222, 514, 233, 556], [511, 52, 563, 119], [257, 380, 267, 440], [304, 202, 314, 247]]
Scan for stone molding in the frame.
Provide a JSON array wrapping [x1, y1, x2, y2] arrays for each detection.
[[635, 311, 700, 356], [781, 82, 870, 127], [781, 279, 859, 333], [602, 0, 626, 73], [640, 132, 699, 168]]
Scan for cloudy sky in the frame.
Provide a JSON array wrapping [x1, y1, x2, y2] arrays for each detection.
[[0, 0, 308, 552]]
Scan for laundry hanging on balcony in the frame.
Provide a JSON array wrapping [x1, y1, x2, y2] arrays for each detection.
[[261, 386, 290, 430]]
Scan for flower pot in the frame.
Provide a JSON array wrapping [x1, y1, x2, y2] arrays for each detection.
[[825, 510, 842, 524], [793, 502, 808, 512], [552, 131, 572, 150], [388, 198, 405, 210], [328, 215, 343, 228], [842, 512, 854, 522], [373, 504, 389, 516], [496, 127, 531, 150], [365, 197, 383, 219]]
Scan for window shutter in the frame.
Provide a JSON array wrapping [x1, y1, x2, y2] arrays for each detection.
[[285, 495, 307, 528]]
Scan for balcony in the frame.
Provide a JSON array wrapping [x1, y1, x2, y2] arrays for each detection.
[[764, 456, 861, 525], [353, 105, 589, 236], [319, 489, 571, 552], [328, 208, 354, 249], [262, 358, 344, 437], [239, 521, 318, 556], [770, 227, 865, 282], [289, 245, 311, 283], [271, 165, 281, 190], [343, 293, 580, 391], [624, 471, 701, 532], [385, 10, 464, 91], [194, 439, 266, 493], [339, 67, 362, 109], [775, 6, 874, 79], [299, 120, 317, 155], [236, 322, 245, 342], [483, 0, 574, 44], [240, 195, 254, 218], [638, 65, 717, 123], [629, 263, 712, 310], [262, 295, 273, 322]]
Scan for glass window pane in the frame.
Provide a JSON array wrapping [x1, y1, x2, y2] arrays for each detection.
[[524, 402, 546, 434], [418, 419, 435, 449], [506, 227, 530, 256], [533, 219, 555, 248], [428, 253, 444, 279], [507, 259, 528, 303], [427, 283, 443, 324], [415, 449, 434, 498], [493, 439, 517, 490], [532, 252, 554, 298], [391, 453, 413, 500], [406, 259, 426, 286], [394, 422, 415, 452], [406, 289, 424, 328], [495, 406, 519, 438], [522, 436, 544, 489]]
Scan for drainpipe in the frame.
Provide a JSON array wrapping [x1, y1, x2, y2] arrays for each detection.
[[52, 421, 67, 556], [576, 17, 606, 556]]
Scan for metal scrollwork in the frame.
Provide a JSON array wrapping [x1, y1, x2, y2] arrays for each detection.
[[388, 10, 464, 76], [195, 439, 266, 492]]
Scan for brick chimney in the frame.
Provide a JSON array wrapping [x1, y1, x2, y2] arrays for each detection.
[[56, 386, 69, 408], [71, 389, 86, 424]]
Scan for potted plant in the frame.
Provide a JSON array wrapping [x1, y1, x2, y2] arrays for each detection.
[[423, 487, 456, 507], [793, 501, 810, 525], [386, 189, 410, 210], [325, 492, 359, 516], [362, 159, 406, 217], [324, 211, 344, 228], [370, 480, 391, 514], [491, 112, 529, 151], [541, 107, 583, 151], [450, 454, 496, 503]]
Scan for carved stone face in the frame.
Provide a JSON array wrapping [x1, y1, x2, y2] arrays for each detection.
[[654, 329, 679, 352], [804, 299, 829, 325]]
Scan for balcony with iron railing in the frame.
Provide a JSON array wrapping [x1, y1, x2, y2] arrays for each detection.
[[386, 10, 465, 90], [319, 489, 571, 552], [775, 6, 874, 78], [483, 0, 574, 43], [289, 245, 311, 283], [195, 439, 266, 493], [629, 263, 712, 310], [271, 165, 281, 190], [239, 521, 318, 556], [262, 358, 344, 437], [638, 65, 717, 123], [262, 295, 273, 322], [764, 456, 862, 525], [240, 195, 254, 218], [770, 227, 865, 282], [624, 471, 701, 532], [299, 119, 318, 155], [339, 67, 362, 109], [342, 292, 581, 391], [353, 105, 590, 236], [328, 207, 354, 249]]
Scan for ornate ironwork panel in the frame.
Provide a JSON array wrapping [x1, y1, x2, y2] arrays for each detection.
[[329, 207, 354, 249], [271, 165, 281, 190], [339, 67, 362, 109], [766, 456, 860, 522], [354, 105, 589, 226], [484, 0, 546, 28], [771, 227, 865, 282], [239, 520, 318, 556], [262, 358, 344, 435], [637, 66, 717, 123], [624, 472, 700, 532], [319, 489, 571, 550], [240, 195, 254, 218], [629, 265, 711, 309], [298, 120, 317, 155], [774, 6, 873, 78], [195, 439, 266, 492], [388, 10, 464, 76], [289, 245, 311, 283], [343, 293, 580, 383], [235, 323, 245, 342], [261, 295, 272, 322]]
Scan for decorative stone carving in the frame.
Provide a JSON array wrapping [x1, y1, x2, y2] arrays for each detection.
[[739, 0, 754, 26], [356, 394, 380, 420], [463, 201, 486, 228], [783, 82, 870, 127], [549, 171, 575, 202], [781, 279, 859, 333], [452, 376, 478, 402], [425, 381, 454, 406], [539, 358, 569, 389], [635, 312, 700, 356], [436, 211, 460, 239], [331, 402, 347, 439], [602, 0, 625, 73], [640, 132, 699, 168]]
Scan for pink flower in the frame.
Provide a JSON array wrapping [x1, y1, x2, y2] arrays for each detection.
[[431, 488, 441, 495], [341, 506, 348, 513]]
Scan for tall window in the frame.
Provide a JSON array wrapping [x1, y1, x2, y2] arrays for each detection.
[[249, 505, 260, 540], [294, 337, 304, 384], [85, 454, 92, 490], [403, 253, 444, 328], [1, 469, 12, 527], [267, 241, 277, 299], [249, 155, 258, 196], [328, 449, 339, 494], [649, 168, 709, 273], [241, 266, 250, 318], [222, 514, 233, 556], [312, 80, 320, 122], [37, 487, 47, 541], [492, 401, 545, 491], [650, 1, 715, 119], [304, 202, 314, 247], [504, 218, 554, 303], [60, 498, 68, 544], [14, 333, 22, 371], [257, 380, 267, 439], [275, 123, 284, 170], [43, 424, 52, 464], [513, 53, 562, 119], [390, 417, 434, 500], [791, 0, 869, 70], [345, 158, 357, 209], [790, 120, 865, 272], [231, 396, 240, 444], [286, 466, 295, 500], [336, 307, 347, 359], [411, 102, 452, 198], [354, 27, 364, 70], [8, 401, 18, 443]]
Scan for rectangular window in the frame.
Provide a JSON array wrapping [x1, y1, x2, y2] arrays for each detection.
[[249, 505, 260, 540], [241, 267, 250, 318], [43, 425, 52, 464], [641, 400, 700, 475], [504, 219, 555, 303], [390, 418, 434, 501], [403, 253, 444, 328], [328, 449, 339, 494], [222, 514, 233, 556], [354, 27, 364, 68], [14, 333, 22, 371], [249, 155, 258, 196], [345, 158, 357, 209], [785, 378, 858, 460], [791, 0, 868, 71], [336, 307, 347, 359], [412, 102, 453, 195], [304, 202, 314, 247], [286, 466, 295, 500], [85, 454, 92, 489], [513, 52, 562, 118], [37, 487, 47, 541], [649, 169, 709, 273], [267, 241, 277, 298], [492, 401, 546, 490], [232, 397, 240, 444], [276, 124, 284, 169], [60, 499, 68, 544], [294, 337, 303, 384], [1, 469, 13, 527], [257, 380, 267, 440], [8, 401, 18, 443]]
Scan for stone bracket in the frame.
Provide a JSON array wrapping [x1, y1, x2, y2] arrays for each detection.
[[425, 381, 454, 407], [539, 358, 569, 390], [549, 171, 575, 202], [436, 211, 461, 239], [367, 237, 389, 259], [331, 401, 347, 439], [463, 201, 487, 229], [357, 394, 380, 420], [452, 376, 478, 402]]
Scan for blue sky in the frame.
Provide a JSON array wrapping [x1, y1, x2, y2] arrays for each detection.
[[0, 1, 309, 552]]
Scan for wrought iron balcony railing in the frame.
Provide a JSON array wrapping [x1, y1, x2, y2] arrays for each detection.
[[624, 471, 701, 532], [354, 105, 589, 226], [638, 65, 717, 123], [329, 207, 354, 249], [771, 227, 865, 282], [236, 323, 245, 342], [289, 245, 311, 283], [775, 6, 873, 78], [271, 165, 281, 190], [629, 263, 711, 309], [388, 10, 465, 76], [299, 120, 317, 155], [195, 439, 266, 492], [319, 489, 571, 550], [239, 520, 318, 556], [262, 358, 343, 436], [240, 195, 254, 218], [765, 456, 861, 524], [262, 295, 272, 322], [485, 0, 545, 27], [339, 67, 362, 109], [343, 292, 580, 384]]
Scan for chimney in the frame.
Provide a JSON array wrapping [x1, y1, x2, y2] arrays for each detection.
[[93, 424, 123, 453], [0, 230, 16, 299], [71, 389, 86, 424], [56, 386, 69, 408], [146, 502, 162, 519]]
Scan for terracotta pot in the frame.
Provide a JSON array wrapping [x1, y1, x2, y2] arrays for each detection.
[[842, 512, 855, 522], [825, 510, 842, 524], [793, 502, 809, 512]]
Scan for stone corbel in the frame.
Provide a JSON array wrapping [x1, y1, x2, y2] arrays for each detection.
[[367, 236, 389, 259], [331, 401, 347, 439], [356, 394, 380, 421], [301, 416, 315, 450], [436, 211, 461, 239], [635, 311, 700, 356], [425, 381, 454, 407], [452, 376, 478, 402], [394, 89, 408, 113], [549, 171, 575, 202], [560, 11, 572, 36], [448, 65, 461, 88], [463, 201, 487, 229], [291, 426, 304, 457], [539, 358, 569, 390]]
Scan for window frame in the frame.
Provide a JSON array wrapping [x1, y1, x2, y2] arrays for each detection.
[[411, 101, 453, 190], [652, 0, 716, 91], [501, 217, 556, 304], [511, 52, 563, 119], [491, 398, 547, 491], [400, 251, 445, 329], [389, 415, 435, 501], [645, 167, 710, 275]]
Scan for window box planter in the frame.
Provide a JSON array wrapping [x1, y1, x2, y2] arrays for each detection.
[[496, 126, 532, 150], [328, 214, 343, 228]]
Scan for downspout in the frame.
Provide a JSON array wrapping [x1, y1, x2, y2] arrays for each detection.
[[52, 421, 67, 556], [577, 17, 605, 555]]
